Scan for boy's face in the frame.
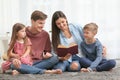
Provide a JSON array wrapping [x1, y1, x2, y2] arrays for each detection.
[[83, 29, 95, 40], [31, 19, 45, 32]]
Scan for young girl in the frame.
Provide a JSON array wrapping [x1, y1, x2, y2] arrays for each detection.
[[2, 23, 62, 75], [2, 23, 32, 75], [80, 23, 116, 72]]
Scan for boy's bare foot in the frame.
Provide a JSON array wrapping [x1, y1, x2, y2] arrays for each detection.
[[45, 69, 62, 74], [12, 70, 19, 75]]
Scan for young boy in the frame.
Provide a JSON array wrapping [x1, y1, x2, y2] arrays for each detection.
[[80, 23, 116, 72]]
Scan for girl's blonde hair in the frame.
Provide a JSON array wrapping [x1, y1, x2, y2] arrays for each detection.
[[7, 23, 28, 57]]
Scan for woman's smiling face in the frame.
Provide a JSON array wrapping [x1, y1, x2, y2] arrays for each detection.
[[55, 18, 68, 31]]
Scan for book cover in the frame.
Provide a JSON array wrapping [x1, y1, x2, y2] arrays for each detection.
[[57, 44, 78, 57]]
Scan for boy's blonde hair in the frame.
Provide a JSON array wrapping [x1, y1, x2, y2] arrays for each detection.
[[83, 23, 98, 34]]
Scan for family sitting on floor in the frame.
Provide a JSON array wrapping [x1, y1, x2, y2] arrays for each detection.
[[1, 10, 116, 75]]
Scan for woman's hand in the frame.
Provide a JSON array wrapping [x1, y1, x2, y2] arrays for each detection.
[[43, 52, 52, 59], [102, 46, 107, 57], [59, 53, 71, 61], [12, 59, 21, 69]]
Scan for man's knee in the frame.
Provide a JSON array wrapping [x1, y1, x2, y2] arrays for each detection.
[[50, 56, 59, 63]]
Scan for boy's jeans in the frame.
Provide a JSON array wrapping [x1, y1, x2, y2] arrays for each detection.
[[79, 57, 116, 71]]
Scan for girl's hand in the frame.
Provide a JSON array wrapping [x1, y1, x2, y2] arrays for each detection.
[[12, 54, 20, 59], [43, 52, 52, 59], [59, 53, 71, 61]]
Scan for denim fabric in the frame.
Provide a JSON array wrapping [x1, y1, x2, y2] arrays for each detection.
[[67, 61, 81, 72], [79, 57, 116, 71], [53, 60, 69, 72], [53, 60, 81, 72], [10, 55, 59, 74], [33, 56, 59, 69], [11, 64, 45, 74]]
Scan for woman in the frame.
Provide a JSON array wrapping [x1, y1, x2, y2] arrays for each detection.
[[51, 11, 84, 72]]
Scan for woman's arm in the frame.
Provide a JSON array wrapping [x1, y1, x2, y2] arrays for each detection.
[[102, 45, 107, 57]]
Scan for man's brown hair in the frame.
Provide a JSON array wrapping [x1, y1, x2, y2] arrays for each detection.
[[31, 10, 47, 21]]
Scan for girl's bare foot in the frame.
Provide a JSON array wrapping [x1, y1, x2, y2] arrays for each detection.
[[45, 69, 62, 74], [12, 70, 19, 75]]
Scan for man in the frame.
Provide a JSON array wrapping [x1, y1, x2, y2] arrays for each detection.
[[11, 10, 60, 74]]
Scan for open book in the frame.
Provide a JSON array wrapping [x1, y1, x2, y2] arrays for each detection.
[[56, 43, 78, 57]]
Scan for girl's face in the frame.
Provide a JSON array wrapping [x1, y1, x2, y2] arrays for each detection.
[[83, 29, 95, 40], [55, 18, 68, 31], [17, 28, 26, 39], [31, 19, 45, 32]]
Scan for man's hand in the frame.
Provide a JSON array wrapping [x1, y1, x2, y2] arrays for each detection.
[[12, 59, 21, 69], [43, 52, 52, 59]]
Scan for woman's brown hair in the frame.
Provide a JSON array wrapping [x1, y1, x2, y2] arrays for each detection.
[[51, 11, 68, 52]]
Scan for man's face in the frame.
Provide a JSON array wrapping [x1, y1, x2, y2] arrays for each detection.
[[31, 19, 45, 32]]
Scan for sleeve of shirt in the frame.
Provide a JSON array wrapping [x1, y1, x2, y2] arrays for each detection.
[[89, 42, 103, 70], [75, 24, 84, 41]]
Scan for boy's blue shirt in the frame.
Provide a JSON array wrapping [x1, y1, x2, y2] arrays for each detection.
[[81, 38, 103, 70]]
